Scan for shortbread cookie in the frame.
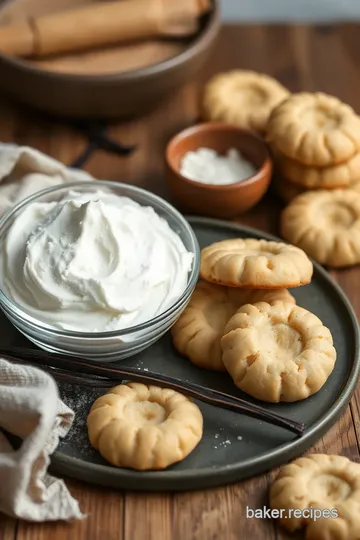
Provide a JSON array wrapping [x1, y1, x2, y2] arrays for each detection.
[[280, 151, 360, 189], [267, 93, 360, 166], [202, 70, 289, 133], [171, 280, 295, 371], [274, 175, 307, 203], [221, 301, 336, 402], [200, 238, 313, 288], [87, 382, 203, 470], [281, 189, 360, 267], [350, 178, 360, 192], [270, 454, 360, 539], [274, 174, 360, 203]]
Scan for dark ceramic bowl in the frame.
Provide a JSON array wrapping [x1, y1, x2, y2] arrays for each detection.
[[0, 2, 219, 119], [165, 122, 273, 219]]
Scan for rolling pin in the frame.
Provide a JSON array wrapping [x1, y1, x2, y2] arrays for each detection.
[[0, 0, 211, 58]]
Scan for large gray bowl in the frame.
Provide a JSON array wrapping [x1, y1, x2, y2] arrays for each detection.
[[0, 1, 220, 119]]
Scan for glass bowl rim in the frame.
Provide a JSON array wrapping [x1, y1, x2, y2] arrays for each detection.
[[0, 180, 200, 337]]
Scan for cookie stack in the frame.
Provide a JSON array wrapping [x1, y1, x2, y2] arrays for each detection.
[[267, 92, 360, 202], [172, 238, 336, 403], [265, 91, 360, 267]]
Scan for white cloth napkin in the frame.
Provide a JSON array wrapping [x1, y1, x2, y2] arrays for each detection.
[[0, 143, 92, 218], [0, 359, 84, 521], [0, 143, 92, 521]]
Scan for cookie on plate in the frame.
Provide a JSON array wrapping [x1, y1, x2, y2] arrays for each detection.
[[202, 70, 289, 133], [270, 454, 360, 539], [171, 280, 295, 371], [87, 382, 203, 470], [221, 301, 336, 402], [267, 92, 360, 166], [200, 238, 313, 288], [281, 189, 360, 267], [280, 151, 360, 189]]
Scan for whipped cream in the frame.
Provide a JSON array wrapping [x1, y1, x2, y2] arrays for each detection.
[[180, 147, 256, 185], [0, 191, 193, 332]]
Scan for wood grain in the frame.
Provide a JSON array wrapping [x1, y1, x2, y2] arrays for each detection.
[[16, 481, 124, 540], [1, 22, 360, 540], [0, 518, 17, 540], [124, 494, 172, 540]]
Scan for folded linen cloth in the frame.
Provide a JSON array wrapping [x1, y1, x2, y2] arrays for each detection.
[[0, 143, 92, 520], [0, 359, 84, 521], [0, 143, 92, 218]]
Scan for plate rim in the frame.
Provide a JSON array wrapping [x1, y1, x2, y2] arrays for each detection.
[[51, 217, 360, 490]]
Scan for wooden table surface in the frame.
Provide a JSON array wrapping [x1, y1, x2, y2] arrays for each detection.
[[1, 23, 360, 540]]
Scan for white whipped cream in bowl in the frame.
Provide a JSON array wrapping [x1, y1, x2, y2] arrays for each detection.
[[0, 181, 199, 361]]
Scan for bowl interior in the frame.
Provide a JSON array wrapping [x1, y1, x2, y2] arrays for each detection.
[[168, 124, 270, 179], [0, 0, 218, 80], [0, 180, 200, 337]]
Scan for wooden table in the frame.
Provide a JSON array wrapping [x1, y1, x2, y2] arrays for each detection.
[[1, 23, 360, 540]]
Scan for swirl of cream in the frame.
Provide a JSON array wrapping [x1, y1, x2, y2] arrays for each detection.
[[1, 191, 193, 331]]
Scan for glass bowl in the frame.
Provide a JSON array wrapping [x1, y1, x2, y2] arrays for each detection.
[[0, 181, 200, 362]]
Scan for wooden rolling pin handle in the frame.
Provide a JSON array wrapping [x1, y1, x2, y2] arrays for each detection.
[[34, 2, 163, 57], [0, 0, 210, 58], [0, 20, 34, 56]]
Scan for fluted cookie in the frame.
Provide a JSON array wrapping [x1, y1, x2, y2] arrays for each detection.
[[200, 238, 313, 288], [274, 173, 360, 204], [270, 454, 360, 539], [281, 189, 360, 267], [221, 301, 336, 402], [350, 178, 360, 192], [280, 151, 360, 189], [267, 92, 360, 166], [87, 382, 203, 470], [171, 280, 295, 371], [202, 70, 289, 133]]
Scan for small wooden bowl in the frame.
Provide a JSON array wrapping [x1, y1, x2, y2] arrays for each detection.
[[165, 123, 273, 219]]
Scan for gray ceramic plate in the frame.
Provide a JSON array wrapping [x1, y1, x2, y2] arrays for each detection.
[[5, 218, 359, 491]]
